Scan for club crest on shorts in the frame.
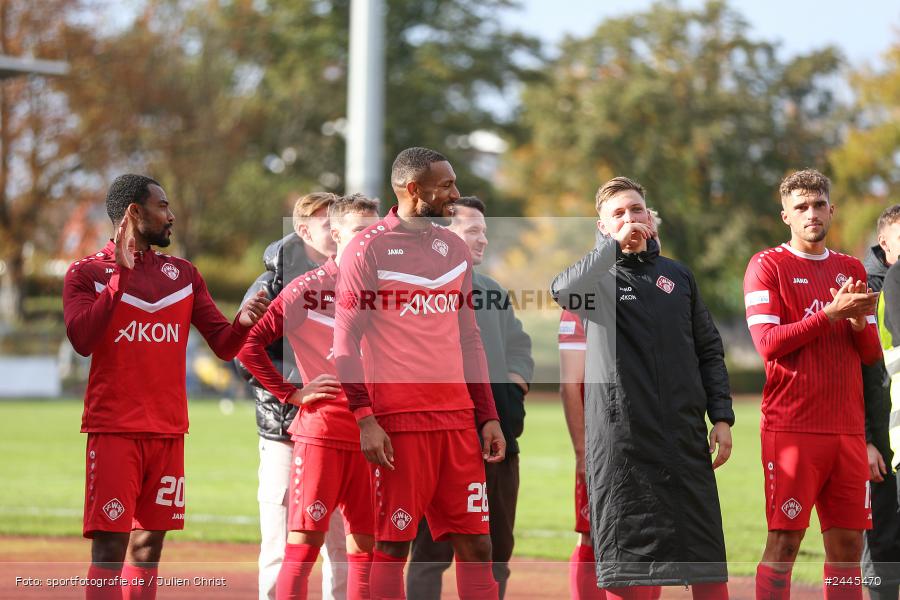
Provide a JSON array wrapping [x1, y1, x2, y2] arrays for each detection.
[[161, 263, 180, 280], [656, 275, 675, 294], [103, 498, 125, 521], [432, 239, 449, 257], [306, 500, 328, 522], [781, 498, 802, 520], [835, 273, 849, 287], [391, 508, 412, 531], [580, 504, 590, 520]]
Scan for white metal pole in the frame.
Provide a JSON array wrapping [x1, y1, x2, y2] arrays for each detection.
[[345, 0, 385, 198]]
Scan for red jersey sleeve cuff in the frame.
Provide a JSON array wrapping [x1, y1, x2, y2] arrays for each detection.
[[353, 407, 374, 421], [230, 314, 250, 335]]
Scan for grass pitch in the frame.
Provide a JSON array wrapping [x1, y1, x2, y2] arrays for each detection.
[[0, 397, 827, 581]]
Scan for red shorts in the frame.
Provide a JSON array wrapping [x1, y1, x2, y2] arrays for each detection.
[[288, 442, 374, 535], [761, 430, 871, 532], [575, 473, 590, 533], [83, 434, 185, 538], [372, 428, 489, 542]]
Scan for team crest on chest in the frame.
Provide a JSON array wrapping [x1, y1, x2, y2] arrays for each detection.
[[835, 272, 849, 287], [161, 263, 180, 280], [656, 275, 675, 294], [432, 239, 449, 257]]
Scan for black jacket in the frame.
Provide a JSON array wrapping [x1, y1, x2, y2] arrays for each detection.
[[233, 234, 318, 441], [552, 236, 733, 588], [863, 245, 891, 454], [472, 272, 534, 454], [860, 244, 900, 585]]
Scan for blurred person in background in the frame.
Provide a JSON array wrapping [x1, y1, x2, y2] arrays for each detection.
[[406, 196, 534, 599], [866, 204, 900, 600], [233, 192, 351, 600]]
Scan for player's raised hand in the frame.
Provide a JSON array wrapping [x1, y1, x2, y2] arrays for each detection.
[[239, 290, 271, 327], [613, 222, 653, 253], [709, 421, 732, 469], [358, 415, 394, 470], [481, 419, 506, 463], [868, 443, 887, 483], [114, 212, 136, 270], [288, 374, 342, 407]]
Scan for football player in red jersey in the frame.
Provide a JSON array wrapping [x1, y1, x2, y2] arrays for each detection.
[[63, 175, 270, 600], [238, 194, 381, 600], [745, 169, 882, 600], [334, 147, 505, 600]]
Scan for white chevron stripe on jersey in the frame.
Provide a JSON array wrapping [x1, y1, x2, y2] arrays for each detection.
[[306, 310, 336, 328], [747, 314, 780, 326], [94, 282, 193, 314], [376, 260, 468, 290], [559, 342, 587, 351]]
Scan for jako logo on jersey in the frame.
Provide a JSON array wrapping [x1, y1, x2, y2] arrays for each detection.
[[306, 500, 328, 522], [161, 263, 180, 280], [803, 298, 831, 319], [792, 278, 808, 284], [432, 239, 449, 257], [391, 508, 412, 531], [172, 513, 185, 520], [781, 498, 802, 520], [387, 248, 404, 255], [656, 276, 675, 294], [399, 292, 460, 316], [836, 272, 849, 287], [115, 321, 180, 343], [103, 498, 125, 521]]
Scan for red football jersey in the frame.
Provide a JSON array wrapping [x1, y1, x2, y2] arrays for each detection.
[[237, 259, 358, 449], [63, 241, 249, 435], [558, 309, 586, 352], [743, 243, 882, 434], [333, 206, 497, 433]]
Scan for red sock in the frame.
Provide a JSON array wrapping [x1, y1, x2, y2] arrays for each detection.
[[605, 587, 654, 600], [370, 549, 406, 600], [121, 563, 158, 600], [570, 545, 606, 600], [756, 563, 791, 600], [276, 543, 320, 600], [691, 581, 728, 599], [823, 563, 863, 600], [85, 564, 123, 600], [455, 559, 499, 600], [347, 551, 373, 600]]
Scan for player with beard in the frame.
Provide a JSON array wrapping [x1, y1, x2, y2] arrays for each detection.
[[334, 147, 505, 600], [63, 174, 270, 600], [745, 169, 882, 599]]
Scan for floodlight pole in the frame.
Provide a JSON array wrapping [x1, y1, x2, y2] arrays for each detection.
[[345, 0, 385, 198]]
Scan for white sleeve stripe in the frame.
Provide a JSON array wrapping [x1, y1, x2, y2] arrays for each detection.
[[559, 342, 587, 351], [747, 314, 780, 326], [867, 315, 877, 325]]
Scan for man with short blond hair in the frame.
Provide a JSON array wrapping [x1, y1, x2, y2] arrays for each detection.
[[236, 190, 349, 600], [553, 176, 733, 599]]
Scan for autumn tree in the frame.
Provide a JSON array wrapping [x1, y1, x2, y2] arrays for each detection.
[[505, 0, 845, 314]]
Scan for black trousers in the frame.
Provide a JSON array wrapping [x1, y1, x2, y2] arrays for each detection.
[[406, 454, 520, 600], [863, 471, 900, 599]]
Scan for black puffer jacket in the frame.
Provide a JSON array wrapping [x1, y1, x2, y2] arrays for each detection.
[[552, 236, 733, 588], [233, 234, 318, 441]]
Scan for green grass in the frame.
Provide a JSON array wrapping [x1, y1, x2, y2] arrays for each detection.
[[0, 398, 828, 581]]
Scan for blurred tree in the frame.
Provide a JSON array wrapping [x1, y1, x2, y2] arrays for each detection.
[[0, 0, 93, 323], [504, 0, 845, 315], [830, 38, 900, 251], [66, 0, 538, 265]]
